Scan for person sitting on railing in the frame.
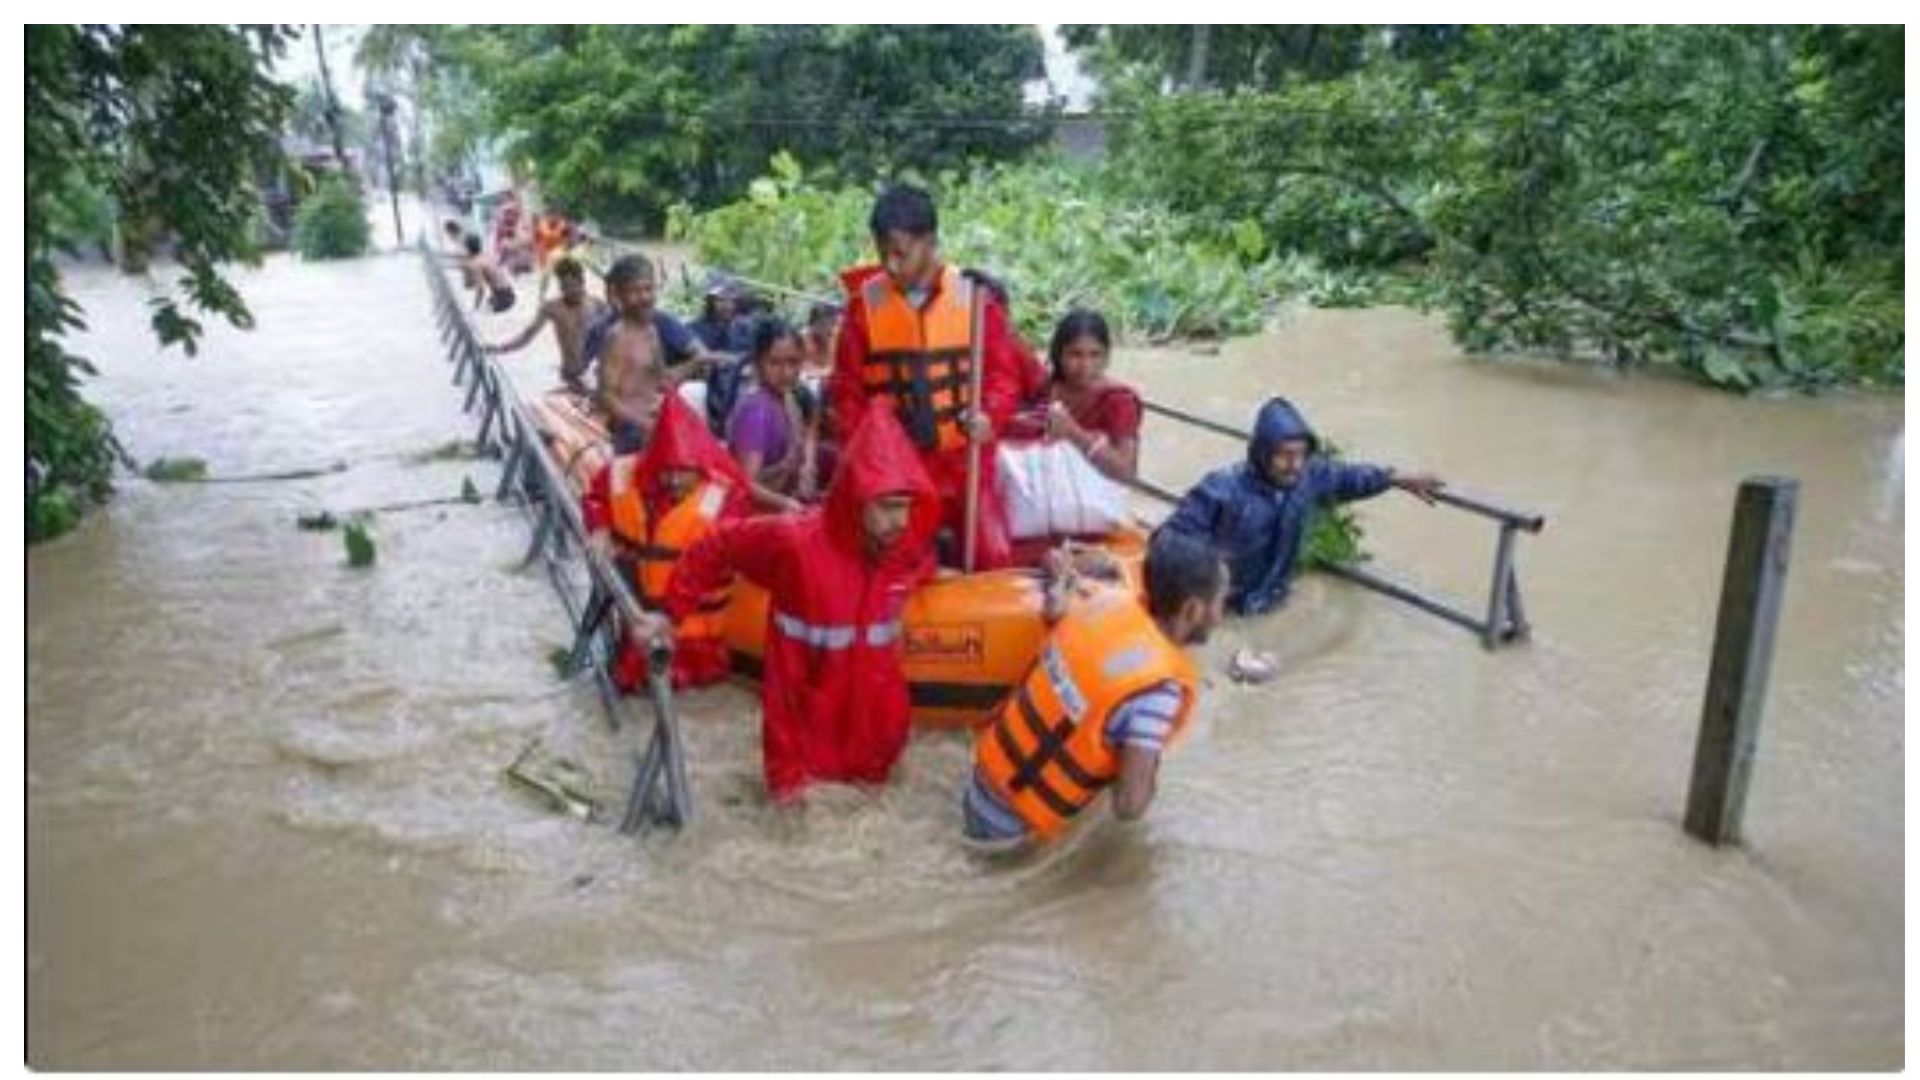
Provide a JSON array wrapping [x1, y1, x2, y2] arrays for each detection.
[[727, 316, 826, 514], [1161, 396, 1445, 616], [583, 394, 752, 691], [647, 401, 940, 805], [483, 257, 608, 392], [595, 254, 718, 453], [463, 233, 518, 314]]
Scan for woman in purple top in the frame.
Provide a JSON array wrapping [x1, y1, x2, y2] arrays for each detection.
[[726, 317, 819, 514]]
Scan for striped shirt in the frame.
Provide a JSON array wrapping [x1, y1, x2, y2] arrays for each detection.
[[962, 681, 1184, 842]]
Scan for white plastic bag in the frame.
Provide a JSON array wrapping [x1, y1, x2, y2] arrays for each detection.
[[997, 441, 1127, 540]]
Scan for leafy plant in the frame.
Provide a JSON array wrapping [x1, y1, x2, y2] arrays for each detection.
[[343, 519, 377, 568], [26, 25, 294, 542], [293, 176, 371, 260], [142, 456, 209, 483]]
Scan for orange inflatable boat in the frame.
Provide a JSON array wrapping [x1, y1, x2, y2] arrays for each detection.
[[528, 389, 1145, 728]]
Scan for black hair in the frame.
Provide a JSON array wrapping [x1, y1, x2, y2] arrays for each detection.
[[869, 183, 938, 240], [1048, 309, 1112, 381], [553, 256, 584, 281], [463, 233, 482, 255], [750, 315, 804, 365], [605, 254, 654, 287], [963, 268, 1011, 307], [1143, 528, 1225, 621], [807, 302, 840, 327], [443, 219, 463, 236]]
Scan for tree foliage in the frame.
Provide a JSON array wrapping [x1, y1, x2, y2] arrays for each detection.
[[1100, 25, 1903, 390], [1062, 24, 1464, 91], [673, 153, 1322, 343], [26, 24, 294, 541], [427, 24, 1050, 231], [293, 175, 372, 259]]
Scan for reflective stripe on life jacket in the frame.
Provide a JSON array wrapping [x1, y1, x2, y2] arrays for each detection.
[[973, 584, 1199, 840], [607, 459, 734, 633], [858, 265, 975, 453]]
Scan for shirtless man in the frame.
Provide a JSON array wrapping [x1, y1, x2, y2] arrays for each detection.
[[464, 234, 517, 314], [596, 254, 715, 452], [484, 257, 606, 390]]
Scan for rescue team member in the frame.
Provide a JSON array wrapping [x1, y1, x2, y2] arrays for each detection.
[[829, 184, 1024, 570], [484, 257, 608, 392], [645, 402, 940, 803], [960, 529, 1226, 848], [584, 394, 752, 690]]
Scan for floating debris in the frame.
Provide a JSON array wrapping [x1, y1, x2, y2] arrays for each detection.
[[343, 520, 377, 568], [143, 456, 208, 483]]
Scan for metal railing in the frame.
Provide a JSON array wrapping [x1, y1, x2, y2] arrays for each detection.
[[588, 254, 1548, 649], [420, 240, 691, 834], [1137, 400, 1545, 650]]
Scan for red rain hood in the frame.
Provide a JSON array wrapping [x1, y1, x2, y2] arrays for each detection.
[[636, 393, 751, 500], [824, 400, 940, 560]]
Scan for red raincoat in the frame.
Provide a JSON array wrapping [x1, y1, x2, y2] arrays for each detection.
[[583, 394, 753, 690], [830, 263, 1021, 570], [665, 402, 941, 801]]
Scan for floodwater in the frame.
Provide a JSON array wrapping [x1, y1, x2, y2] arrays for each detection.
[[27, 246, 1902, 1068]]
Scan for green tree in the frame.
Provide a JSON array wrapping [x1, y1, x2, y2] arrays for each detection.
[[430, 24, 1050, 231], [26, 25, 294, 541], [1061, 25, 1463, 91], [1103, 25, 1903, 391], [293, 175, 372, 259]]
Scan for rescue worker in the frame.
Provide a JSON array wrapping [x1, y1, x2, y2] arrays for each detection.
[[829, 184, 1023, 570], [583, 394, 752, 690], [960, 529, 1226, 848], [652, 401, 941, 803]]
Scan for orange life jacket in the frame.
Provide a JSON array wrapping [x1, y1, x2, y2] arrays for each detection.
[[973, 583, 1199, 840], [858, 264, 976, 453], [607, 457, 733, 639]]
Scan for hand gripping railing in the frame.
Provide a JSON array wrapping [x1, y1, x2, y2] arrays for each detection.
[[587, 255, 1547, 648], [1136, 400, 1544, 649], [419, 239, 691, 833]]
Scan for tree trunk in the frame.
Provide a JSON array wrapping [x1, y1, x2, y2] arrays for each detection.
[[1186, 25, 1211, 89], [312, 25, 350, 170]]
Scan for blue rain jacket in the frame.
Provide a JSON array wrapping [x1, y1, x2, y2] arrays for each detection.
[[1162, 397, 1393, 615]]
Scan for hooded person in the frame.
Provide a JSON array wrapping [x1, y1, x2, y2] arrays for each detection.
[[582, 393, 754, 690], [660, 400, 941, 802], [1161, 397, 1444, 615]]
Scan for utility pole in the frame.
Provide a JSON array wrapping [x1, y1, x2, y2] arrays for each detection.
[[375, 92, 405, 247], [311, 25, 350, 171], [1186, 25, 1211, 89]]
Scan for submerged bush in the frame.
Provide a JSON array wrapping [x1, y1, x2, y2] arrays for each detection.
[[293, 176, 370, 260]]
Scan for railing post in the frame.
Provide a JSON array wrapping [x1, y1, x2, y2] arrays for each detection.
[[1684, 476, 1797, 846], [1483, 522, 1517, 649]]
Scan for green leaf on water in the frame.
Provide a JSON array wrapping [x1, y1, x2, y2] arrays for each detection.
[[546, 645, 574, 678], [343, 520, 376, 568], [143, 455, 208, 482], [460, 476, 482, 504]]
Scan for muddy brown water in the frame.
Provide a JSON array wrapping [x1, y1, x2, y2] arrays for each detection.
[[27, 250, 1901, 1068]]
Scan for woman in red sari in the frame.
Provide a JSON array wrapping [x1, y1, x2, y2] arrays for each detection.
[[1041, 310, 1140, 482]]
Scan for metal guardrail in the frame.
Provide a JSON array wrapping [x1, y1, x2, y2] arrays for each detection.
[[420, 239, 691, 834], [1136, 399, 1544, 650], [582, 248, 1547, 649]]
